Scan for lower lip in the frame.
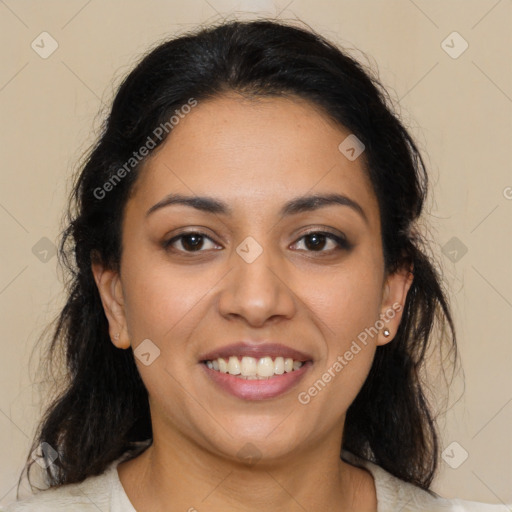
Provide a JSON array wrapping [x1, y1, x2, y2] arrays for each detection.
[[201, 361, 313, 400]]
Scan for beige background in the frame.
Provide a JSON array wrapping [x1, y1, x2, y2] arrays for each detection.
[[1, 0, 511, 507]]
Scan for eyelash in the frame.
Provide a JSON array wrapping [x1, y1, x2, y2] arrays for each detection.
[[163, 230, 351, 255]]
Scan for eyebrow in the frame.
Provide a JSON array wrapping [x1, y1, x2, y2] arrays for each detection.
[[146, 192, 368, 224]]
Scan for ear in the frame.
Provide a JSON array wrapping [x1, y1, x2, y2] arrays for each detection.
[[377, 265, 414, 347], [91, 261, 130, 349]]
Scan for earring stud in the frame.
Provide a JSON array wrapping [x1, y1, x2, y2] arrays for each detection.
[[114, 332, 120, 341], [383, 329, 390, 337]]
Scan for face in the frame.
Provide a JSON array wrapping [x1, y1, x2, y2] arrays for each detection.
[[93, 93, 412, 464]]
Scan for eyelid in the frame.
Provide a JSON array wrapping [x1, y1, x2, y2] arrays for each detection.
[[291, 228, 351, 251], [163, 230, 221, 251], [295, 226, 347, 240], [163, 227, 351, 255]]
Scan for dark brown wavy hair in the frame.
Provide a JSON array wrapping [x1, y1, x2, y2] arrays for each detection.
[[21, 18, 459, 496]]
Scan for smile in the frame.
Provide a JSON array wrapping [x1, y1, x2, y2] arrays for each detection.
[[204, 355, 304, 379], [201, 358, 313, 400]]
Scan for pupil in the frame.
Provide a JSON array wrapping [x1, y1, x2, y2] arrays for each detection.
[[183, 234, 203, 251], [305, 233, 326, 251]]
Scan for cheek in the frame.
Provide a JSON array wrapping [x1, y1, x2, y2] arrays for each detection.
[[296, 254, 383, 410], [119, 256, 211, 406], [120, 249, 213, 344], [297, 273, 381, 425], [306, 261, 383, 350]]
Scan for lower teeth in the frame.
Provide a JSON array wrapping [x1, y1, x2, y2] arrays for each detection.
[[235, 375, 276, 380], [207, 365, 302, 380]]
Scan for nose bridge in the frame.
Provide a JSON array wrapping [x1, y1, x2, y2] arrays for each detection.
[[217, 234, 296, 325]]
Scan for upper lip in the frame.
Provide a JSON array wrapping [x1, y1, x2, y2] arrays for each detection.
[[199, 342, 313, 362]]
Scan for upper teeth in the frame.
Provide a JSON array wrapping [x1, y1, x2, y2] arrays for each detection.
[[205, 356, 303, 378]]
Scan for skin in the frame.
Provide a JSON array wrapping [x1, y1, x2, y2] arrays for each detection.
[[92, 93, 413, 512]]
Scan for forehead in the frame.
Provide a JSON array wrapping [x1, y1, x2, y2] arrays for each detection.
[[128, 93, 380, 228]]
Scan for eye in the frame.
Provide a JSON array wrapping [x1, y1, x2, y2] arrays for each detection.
[[163, 231, 221, 253], [291, 231, 350, 253], [163, 229, 350, 255]]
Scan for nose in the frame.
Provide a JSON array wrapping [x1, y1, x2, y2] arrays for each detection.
[[217, 241, 297, 327]]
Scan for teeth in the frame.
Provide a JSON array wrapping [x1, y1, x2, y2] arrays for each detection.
[[205, 356, 305, 378], [274, 357, 284, 375], [228, 356, 241, 375], [241, 356, 257, 376], [218, 357, 228, 373], [257, 356, 274, 377]]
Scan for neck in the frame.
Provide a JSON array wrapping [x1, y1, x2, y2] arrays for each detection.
[[118, 424, 376, 511]]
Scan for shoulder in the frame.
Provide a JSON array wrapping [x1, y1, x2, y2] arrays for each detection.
[[341, 449, 510, 512], [0, 469, 113, 512], [1, 441, 150, 512]]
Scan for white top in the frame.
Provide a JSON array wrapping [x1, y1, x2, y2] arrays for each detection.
[[2, 444, 508, 511]]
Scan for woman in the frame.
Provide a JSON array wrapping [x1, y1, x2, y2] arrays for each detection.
[[3, 19, 506, 512]]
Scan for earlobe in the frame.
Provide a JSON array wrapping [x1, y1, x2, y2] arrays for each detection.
[[377, 266, 414, 346], [91, 262, 130, 349]]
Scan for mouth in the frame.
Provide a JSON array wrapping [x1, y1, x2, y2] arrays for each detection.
[[202, 355, 306, 378], [198, 342, 313, 400]]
